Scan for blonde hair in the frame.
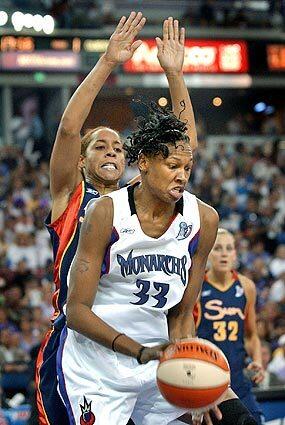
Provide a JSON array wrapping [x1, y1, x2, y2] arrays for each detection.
[[217, 228, 234, 237], [81, 126, 120, 157]]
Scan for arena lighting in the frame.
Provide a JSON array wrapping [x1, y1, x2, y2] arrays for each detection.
[[11, 11, 54, 34], [158, 97, 168, 107], [11, 11, 24, 32], [254, 102, 267, 113], [0, 11, 8, 26], [213, 97, 222, 107], [265, 106, 275, 115]]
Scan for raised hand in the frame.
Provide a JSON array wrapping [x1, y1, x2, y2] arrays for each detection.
[[156, 17, 185, 74], [104, 11, 146, 65]]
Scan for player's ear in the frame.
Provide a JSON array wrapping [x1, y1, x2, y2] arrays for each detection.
[[138, 153, 149, 174], [78, 155, 86, 171]]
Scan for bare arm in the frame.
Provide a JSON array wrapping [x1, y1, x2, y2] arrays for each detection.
[[241, 275, 264, 383], [50, 12, 146, 204], [156, 18, 197, 151], [168, 201, 219, 340], [66, 197, 142, 357]]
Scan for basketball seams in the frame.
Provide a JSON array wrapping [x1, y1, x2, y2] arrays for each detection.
[[160, 340, 229, 371]]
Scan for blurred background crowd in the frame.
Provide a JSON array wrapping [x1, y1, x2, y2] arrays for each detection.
[[2, 0, 285, 30]]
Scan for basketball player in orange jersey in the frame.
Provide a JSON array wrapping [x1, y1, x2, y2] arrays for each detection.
[[36, 12, 198, 425], [195, 228, 265, 424]]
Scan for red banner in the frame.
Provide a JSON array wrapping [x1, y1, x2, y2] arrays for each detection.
[[124, 39, 249, 74]]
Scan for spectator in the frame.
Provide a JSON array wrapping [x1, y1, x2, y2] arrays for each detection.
[[258, 340, 283, 388], [268, 334, 285, 382]]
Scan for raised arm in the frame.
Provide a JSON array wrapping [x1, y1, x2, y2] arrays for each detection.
[[168, 201, 219, 341], [50, 12, 146, 202], [156, 17, 198, 151]]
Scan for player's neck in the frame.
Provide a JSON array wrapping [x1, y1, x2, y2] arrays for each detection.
[[86, 177, 119, 195], [207, 269, 233, 287], [134, 183, 175, 219]]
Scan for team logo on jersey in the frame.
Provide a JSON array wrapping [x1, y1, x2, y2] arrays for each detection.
[[204, 299, 245, 320], [86, 188, 99, 196], [79, 396, 95, 425], [176, 222, 192, 240], [235, 286, 244, 298], [201, 289, 211, 297]]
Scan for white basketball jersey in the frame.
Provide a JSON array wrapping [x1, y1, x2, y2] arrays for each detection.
[[91, 184, 200, 346]]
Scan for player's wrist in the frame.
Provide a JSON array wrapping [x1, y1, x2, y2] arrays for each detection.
[[165, 69, 183, 77], [136, 346, 147, 364], [100, 54, 119, 69]]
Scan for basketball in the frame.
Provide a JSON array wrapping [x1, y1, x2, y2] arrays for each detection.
[[157, 338, 230, 412]]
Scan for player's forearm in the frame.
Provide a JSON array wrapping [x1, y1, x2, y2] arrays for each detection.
[[59, 54, 117, 135], [166, 71, 197, 151], [66, 302, 142, 358], [246, 334, 262, 364], [168, 311, 196, 341]]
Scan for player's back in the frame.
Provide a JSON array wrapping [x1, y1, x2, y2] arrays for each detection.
[[196, 271, 251, 396]]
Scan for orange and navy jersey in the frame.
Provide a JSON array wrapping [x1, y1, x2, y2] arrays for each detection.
[[195, 271, 251, 396], [45, 180, 99, 323]]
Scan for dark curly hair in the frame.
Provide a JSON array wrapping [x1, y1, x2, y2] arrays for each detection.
[[124, 102, 190, 165]]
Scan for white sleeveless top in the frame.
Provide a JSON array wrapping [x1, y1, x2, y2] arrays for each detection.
[[92, 184, 201, 346]]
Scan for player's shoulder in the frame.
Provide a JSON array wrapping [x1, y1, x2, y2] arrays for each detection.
[[85, 195, 114, 222], [103, 185, 128, 202], [196, 198, 219, 227], [237, 273, 256, 298]]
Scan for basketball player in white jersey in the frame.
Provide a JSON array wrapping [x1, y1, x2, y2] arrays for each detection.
[[59, 91, 257, 425]]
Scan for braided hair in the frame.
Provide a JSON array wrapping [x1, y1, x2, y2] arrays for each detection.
[[124, 102, 190, 165]]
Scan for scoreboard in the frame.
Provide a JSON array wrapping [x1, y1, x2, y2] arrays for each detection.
[[0, 34, 284, 76]]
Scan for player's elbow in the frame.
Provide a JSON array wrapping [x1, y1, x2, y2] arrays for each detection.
[[66, 300, 79, 330], [58, 116, 80, 139]]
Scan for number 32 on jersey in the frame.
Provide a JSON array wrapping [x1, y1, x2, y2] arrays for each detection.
[[213, 321, 239, 341]]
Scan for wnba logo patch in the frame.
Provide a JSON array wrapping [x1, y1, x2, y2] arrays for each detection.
[[176, 222, 192, 240], [79, 396, 95, 425]]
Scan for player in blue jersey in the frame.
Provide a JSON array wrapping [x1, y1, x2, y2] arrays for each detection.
[[195, 228, 265, 424], [36, 12, 198, 425]]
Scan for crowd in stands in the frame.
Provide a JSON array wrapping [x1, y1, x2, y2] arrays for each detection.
[[5, 0, 285, 30]]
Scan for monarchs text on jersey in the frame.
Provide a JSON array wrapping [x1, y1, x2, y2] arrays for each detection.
[[91, 184, 200, 346]]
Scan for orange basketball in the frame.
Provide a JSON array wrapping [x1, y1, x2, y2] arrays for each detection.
[[157, 338, 230, 411]]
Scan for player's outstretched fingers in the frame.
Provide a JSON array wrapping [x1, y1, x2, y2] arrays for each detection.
[[168, 17, 174, 39], [125, 11, 143, 35], [115, 16, 127, 33], [163, 18, 169, 41], [174, 19, 179, 41], [120, 11, 137, 34], [212, 405, 222, 421], [203, 412, 213, 425], [192, 412, 204, 425], [132, 15, 146, 37], [180, 27, 185, 45]]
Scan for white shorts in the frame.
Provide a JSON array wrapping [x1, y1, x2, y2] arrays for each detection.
[[57, 326, 187, 425]]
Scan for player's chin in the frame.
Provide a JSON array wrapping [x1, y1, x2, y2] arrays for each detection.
[[98, 169, 122, 182]]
